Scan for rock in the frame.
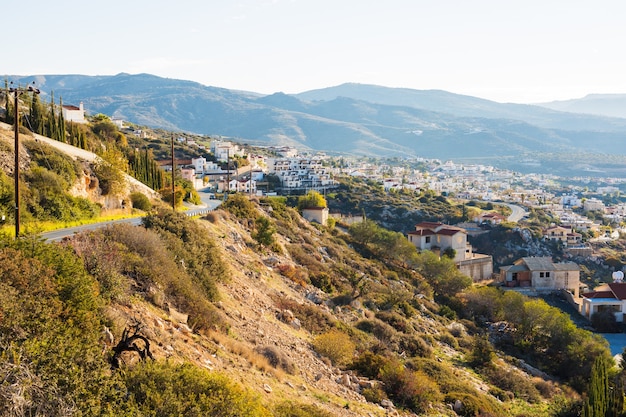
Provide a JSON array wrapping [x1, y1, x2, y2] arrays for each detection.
[[339, 374, 351, 387], [290, 318, 301, 330], [168, 306, 189, 325], [359, 380, 376, 389], [263, 384, 272, 393], [454, 399, 463, 413], [381, 399, 394, 409]]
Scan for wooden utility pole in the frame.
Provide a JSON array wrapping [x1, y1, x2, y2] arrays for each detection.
[[171, 134, 176, 210], [10, 82, 40, 238]]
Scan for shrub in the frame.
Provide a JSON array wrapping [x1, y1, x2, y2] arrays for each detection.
[[130, 191, 152, 211], [253, 215, 276, 247], [273, 297, 336, 334], [204, 210, 223, 223], [310, 272, 334, 293], [222, 193, 259, 220], [313, 329, 356, 367], [277, 264, 309, 286], [362, 386, 387, 404], [375, 310, 410, 333], [123, 361, 271, 416], [255, 346, 296, 374], [468, 334, 494, 367], [436, 331, 460, 349], [352, 351, 387, 378], [355, 319, 397, 345], [591, 309, 620, 333], [408, 357, 475, 395], [379, 359, 442, 414], [481, 365, 542, 403], [399, 334, 433, 358], [273, 401, 334, 417], [444, 392, 503, 417]]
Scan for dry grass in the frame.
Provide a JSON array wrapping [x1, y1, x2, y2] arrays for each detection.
[[208, 330, 286, 380]]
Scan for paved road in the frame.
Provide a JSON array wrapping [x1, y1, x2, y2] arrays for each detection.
[[41, 190, 222, 242], [498, 202, 527, 222]]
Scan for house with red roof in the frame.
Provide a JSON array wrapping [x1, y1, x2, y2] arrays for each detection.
[[581, 282, 626, 322], [474, 212, 506, 225], [544, 225, 582, 247], [407, 222, 493, 281]]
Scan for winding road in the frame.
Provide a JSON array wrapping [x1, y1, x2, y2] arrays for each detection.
[[40, 190, 222, 242]]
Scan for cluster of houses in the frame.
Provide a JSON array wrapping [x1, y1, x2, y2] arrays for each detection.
[[65, 103, 626, 324], [403, 219, 626, 324]]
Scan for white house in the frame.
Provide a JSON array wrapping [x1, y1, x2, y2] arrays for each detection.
[[302, 207, 329, 225], [407, 222, 493, 281], [62, 102, 86, 123], [581, 282, 626, 322]]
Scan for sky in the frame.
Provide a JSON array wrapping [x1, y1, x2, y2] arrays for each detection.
[[5, 0, 626, 104]]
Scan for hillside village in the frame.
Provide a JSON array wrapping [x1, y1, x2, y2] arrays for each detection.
[[2, 95, 626, 416]]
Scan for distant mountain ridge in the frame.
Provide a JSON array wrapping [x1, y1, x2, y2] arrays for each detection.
[[5, 73, 626, 176], [539, 94, 626, 119]]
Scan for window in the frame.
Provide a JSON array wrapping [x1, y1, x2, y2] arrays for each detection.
[[425, 236, 431, 243], [540, 272, 544, 278]]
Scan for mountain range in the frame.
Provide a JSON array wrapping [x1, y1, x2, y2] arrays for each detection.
[[6, 73, 626, 176]]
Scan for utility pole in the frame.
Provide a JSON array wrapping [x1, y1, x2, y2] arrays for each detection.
[[226, 148, 230, 199], [9, 82, 40, 238], [171, 134, 176, 211]]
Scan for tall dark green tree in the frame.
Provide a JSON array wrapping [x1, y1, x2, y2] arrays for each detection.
[[583, 355, 612, 417], [28, 92, 45, 134], [4, 79, 14, 125]]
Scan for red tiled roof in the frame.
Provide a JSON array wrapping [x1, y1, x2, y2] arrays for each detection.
[[414, 221, 443, 229], [436, 228, 462, 236], [407, 230, 436, 236], [609, 282, 626, 300], [582, 291, 615, 299]]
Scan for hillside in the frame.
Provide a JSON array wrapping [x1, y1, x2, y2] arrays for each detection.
[[539, 94, 626, 119], [0, 179, 614, 416], [0, 104, 618, 416], [6, 73, 626, 176]]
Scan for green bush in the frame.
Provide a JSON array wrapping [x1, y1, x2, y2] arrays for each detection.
[[379, 359, 442, 414], [591, 309, 620, 333], [351, 351, 389, 379], [481, 365, 542, 403], [313, 329, 356, 367], [274, 401, 335, 417], [123, 361, 271, 416], [222, 193, 259, 219], [444, 391, 503, 417], [0, 237, 121, 415], [355, 319, 397, 345], [130, 191, 152, 211], [398, 333, 432, 358]]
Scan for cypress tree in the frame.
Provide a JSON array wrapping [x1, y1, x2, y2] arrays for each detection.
[[57, 97, 66, 142], [584, 355, 612, 417], [29, 92, 44, 134], [4, 80, 13, 125]]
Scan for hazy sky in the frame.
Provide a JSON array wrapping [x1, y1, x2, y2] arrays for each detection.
[[5, 0, 626, 103]]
